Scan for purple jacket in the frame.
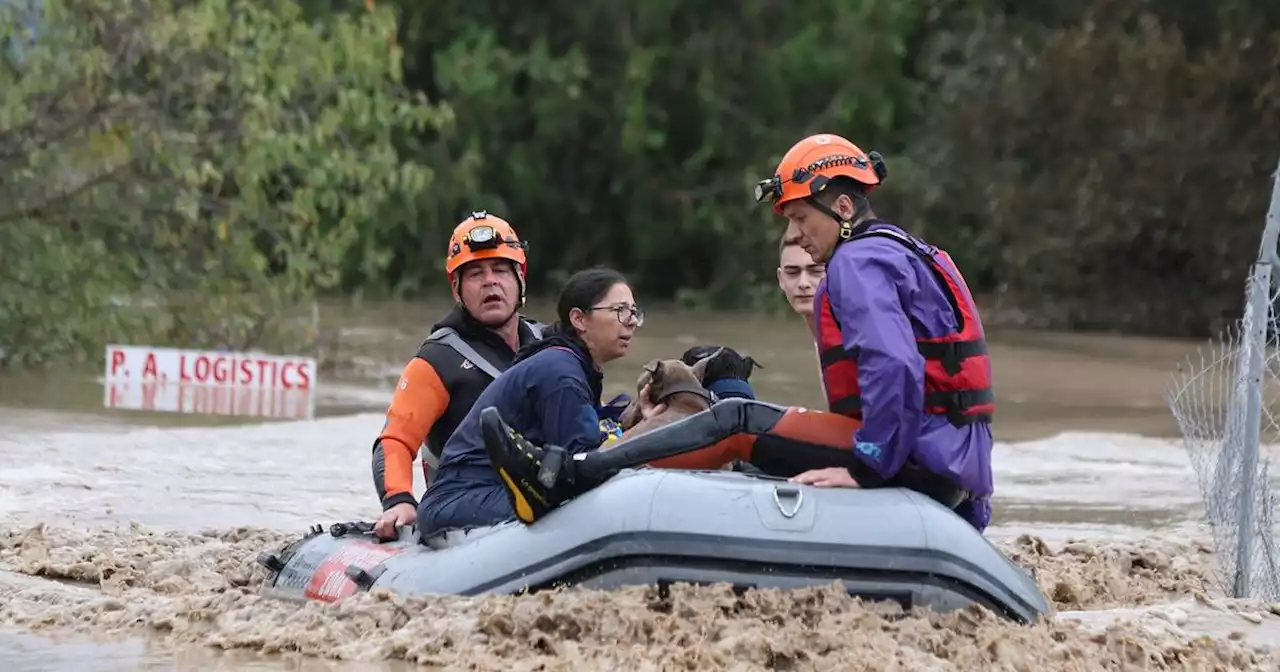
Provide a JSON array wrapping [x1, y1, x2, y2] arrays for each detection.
[[812, 221, 994, 531]]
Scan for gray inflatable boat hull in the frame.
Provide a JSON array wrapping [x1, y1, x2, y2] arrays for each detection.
[[257, 468, 1051, 623]]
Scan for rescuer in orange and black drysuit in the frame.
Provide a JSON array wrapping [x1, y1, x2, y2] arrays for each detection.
[[370, 212, 548, 539]]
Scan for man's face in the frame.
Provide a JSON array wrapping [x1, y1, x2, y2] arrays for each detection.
[[779, 195, 852, 263], [455, 258, 520, 327], [777, 241, 826, 317]]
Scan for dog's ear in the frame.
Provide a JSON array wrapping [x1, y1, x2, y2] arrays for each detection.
[[689, 347, 725, 383], [642, 359, 665, 389]]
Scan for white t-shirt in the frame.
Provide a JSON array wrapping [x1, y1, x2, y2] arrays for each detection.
[[806, 315, 826, 397]]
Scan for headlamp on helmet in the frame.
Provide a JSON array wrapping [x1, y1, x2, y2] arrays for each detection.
[[460, 211, 529, 255], [445, 209, 530, 293], [464, 226, 498, 250], [754, 176, 782, 204], [754, 134, 889, 215]]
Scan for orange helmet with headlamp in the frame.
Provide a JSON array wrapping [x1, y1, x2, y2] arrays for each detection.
[[754, 134, 888, 215], [445, 211, 530, 305], [445, 211, 528, 282]]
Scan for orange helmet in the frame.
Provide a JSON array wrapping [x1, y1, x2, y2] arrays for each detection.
[[445, 211, 528, 284], [754, 134, 887, 215]]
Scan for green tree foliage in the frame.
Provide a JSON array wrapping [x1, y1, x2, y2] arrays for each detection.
[[382, 0, 929, 303], [0, 0, 443, 367], [370, 0, 1280, 335], [893, 0, 1280, 335], [3, 0, 1279, 370]]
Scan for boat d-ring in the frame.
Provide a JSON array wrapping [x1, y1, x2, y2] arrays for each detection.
[[772, 484, 804, 518]]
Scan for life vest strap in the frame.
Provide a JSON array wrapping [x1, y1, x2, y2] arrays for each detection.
[[821, 338, 987, 377], [926, 388, 995, 427], [830, 395, 862, 417], [849, 227, 969, 334], [917, 338, 988, 376], [826, 387, 993, 425], [819, 344, 850, 368], [925, 387, 993, 409]]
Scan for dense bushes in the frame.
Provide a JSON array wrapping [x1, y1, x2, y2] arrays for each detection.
[[893, 0, 1280, 335], [371, 0, 1280, 335], [2, 0, 1278, 366], [0, 0, 439, 366]]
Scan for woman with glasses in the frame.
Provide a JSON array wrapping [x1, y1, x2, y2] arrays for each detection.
[[416, 266, 668, 537]]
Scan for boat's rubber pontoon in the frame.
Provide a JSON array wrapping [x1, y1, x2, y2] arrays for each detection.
[[258, 468, 1052, 623]]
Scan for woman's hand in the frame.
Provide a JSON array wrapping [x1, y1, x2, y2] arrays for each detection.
[[789, 467, 860, 488], [638, 383, 668, 421]]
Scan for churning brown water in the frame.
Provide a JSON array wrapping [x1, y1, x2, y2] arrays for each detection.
[[2, 299, 1278, 670]]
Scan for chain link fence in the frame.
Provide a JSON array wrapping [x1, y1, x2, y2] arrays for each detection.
[[1166, 162, 1280, 601]]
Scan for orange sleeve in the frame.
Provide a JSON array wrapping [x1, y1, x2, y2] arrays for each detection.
[[644, 408, 860, 472], [378, 357, 449, 499], [648, 435, 756, 470]]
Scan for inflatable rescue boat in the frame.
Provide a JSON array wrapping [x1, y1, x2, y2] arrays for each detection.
[[257, 466, 1052, 624]]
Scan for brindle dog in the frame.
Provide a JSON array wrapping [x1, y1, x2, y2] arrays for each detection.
[[613, 347, 726, 441]]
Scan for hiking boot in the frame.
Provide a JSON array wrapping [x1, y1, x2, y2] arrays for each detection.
[[479, 406, 578, 524]]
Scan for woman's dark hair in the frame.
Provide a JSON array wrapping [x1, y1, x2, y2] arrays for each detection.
[[513, 266, 629, 363], [552, 266, 628, 336]]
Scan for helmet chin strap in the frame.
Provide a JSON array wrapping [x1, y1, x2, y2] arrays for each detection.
[[808, 192, 871, 246], [503, 268, 526, 325], [515, 265, 527, 308]]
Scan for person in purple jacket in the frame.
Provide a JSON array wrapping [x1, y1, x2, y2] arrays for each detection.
[[752, 133, 997, 531]]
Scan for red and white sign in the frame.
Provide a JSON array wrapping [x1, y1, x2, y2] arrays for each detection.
[[102, 345, 319, 419], [103, 381, 315, 420], [304, 541, 405, 603], [104, 344, 316, 389]]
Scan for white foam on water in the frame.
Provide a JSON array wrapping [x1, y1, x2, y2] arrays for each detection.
[[994, 432, 1198, 504], [0, 409, 1221, 544], [0, 412, 407, 532]]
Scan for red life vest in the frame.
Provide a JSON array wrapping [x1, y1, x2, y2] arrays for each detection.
[[815, 226, 995, 427]]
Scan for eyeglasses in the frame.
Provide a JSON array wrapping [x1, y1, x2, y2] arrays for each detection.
[[587, 304, 645, 327]]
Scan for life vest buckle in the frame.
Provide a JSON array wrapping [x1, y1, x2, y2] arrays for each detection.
[[940, 344, 964, 376], [931, 389, 995, 428]]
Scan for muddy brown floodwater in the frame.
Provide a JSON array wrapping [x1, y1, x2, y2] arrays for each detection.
[[2, 298, 1280, 670]]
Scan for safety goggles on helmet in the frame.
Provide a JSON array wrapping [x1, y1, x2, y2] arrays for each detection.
[[754, 154, 873, 206]]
